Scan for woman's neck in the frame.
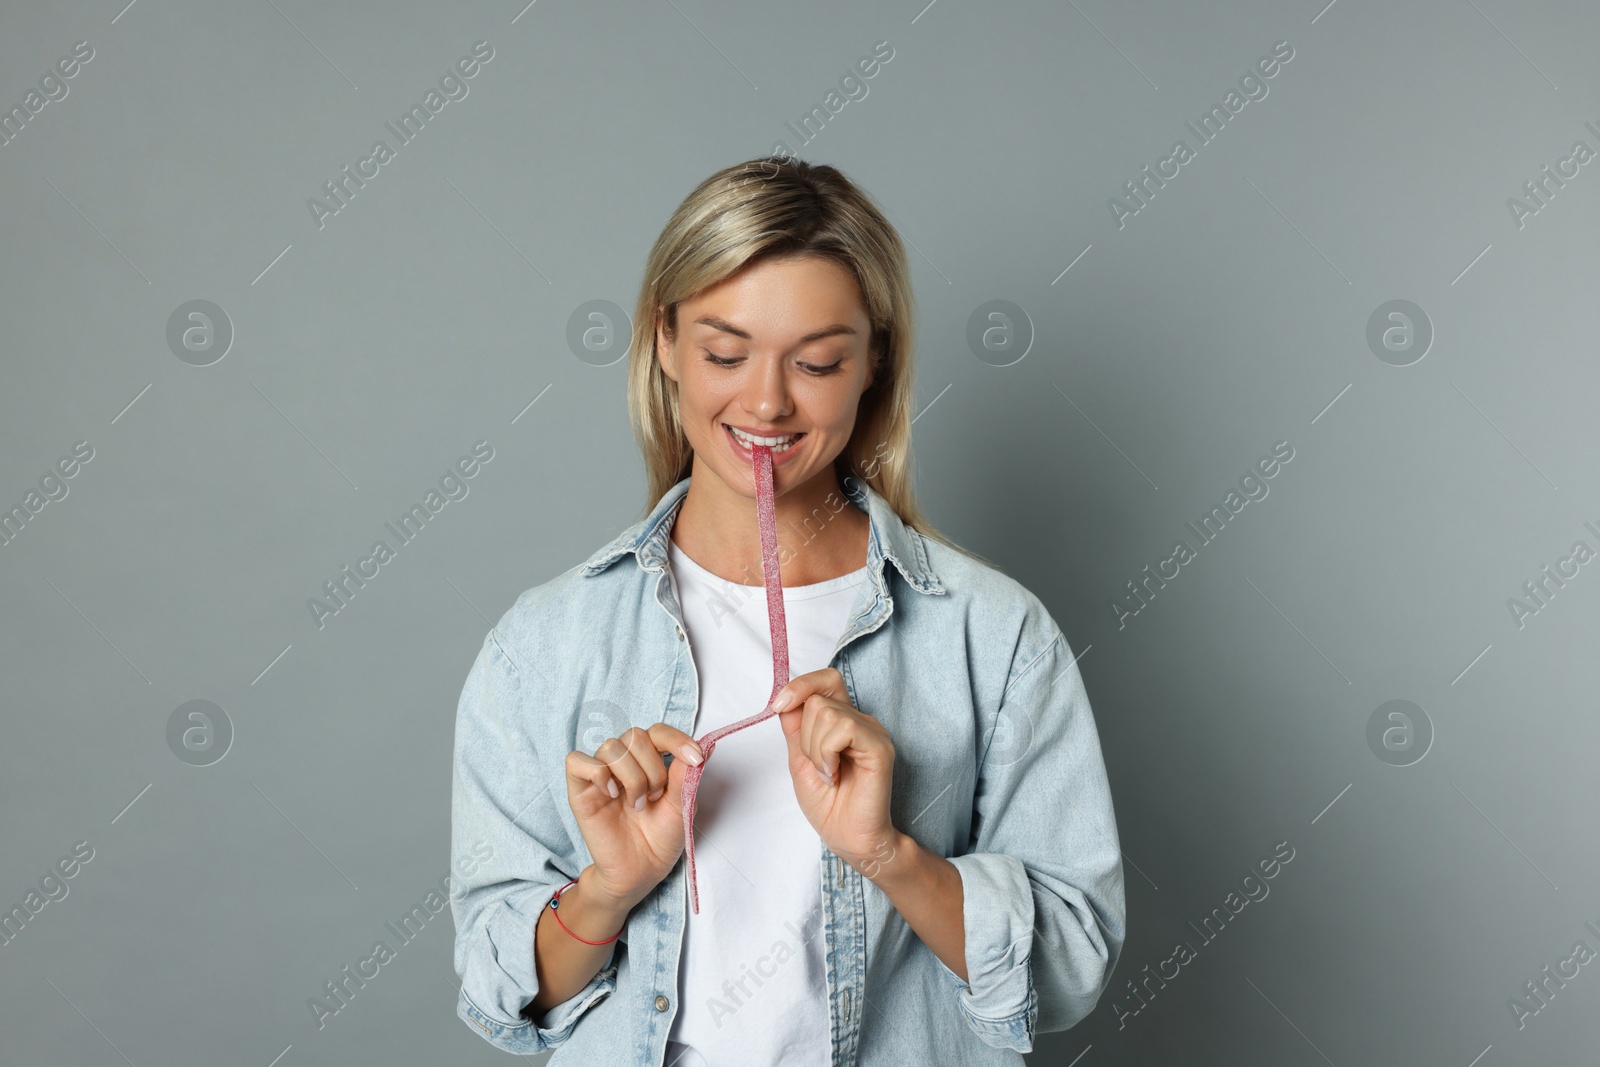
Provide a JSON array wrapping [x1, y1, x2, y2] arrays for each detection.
[[669, 460, 871, 588]]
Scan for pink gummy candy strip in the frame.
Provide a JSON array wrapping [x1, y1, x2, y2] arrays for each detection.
[[679, 443, 789, 915]]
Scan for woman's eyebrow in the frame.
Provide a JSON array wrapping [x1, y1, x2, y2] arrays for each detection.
[[693, 315, 858, 344]]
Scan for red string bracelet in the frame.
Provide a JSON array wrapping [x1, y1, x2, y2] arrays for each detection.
[[679, 442, 791, 915], [547, 877, 622, 945]]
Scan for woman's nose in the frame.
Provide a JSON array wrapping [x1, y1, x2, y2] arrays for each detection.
[[742, 357, 792, 421]]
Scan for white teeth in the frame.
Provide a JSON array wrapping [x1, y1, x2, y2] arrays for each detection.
[[728, 426, 801, 452]]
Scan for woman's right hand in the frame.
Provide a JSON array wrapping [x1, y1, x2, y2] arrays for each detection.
[[564, 724, 705, 912]]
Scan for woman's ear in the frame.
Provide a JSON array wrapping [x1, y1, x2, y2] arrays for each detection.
[[655, 307, 679, 383]]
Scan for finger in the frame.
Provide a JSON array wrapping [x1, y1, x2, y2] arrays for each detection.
[[771, 666, 846, 714], [779, 704, 828, 785], [565, 749, 621, 800], [619, 726, 670, 805], [801, 699, 844, 780], [816, 715, 865, 780], [646, 722, 705, 770], [778, 702, 803, 741], [595, 735, 648, 808], [815, 700, 868, 778], [798, 696, 819, 769]]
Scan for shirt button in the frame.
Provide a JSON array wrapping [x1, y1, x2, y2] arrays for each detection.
[[654, 994, 670, 1011], [675, 626, 685, 641]]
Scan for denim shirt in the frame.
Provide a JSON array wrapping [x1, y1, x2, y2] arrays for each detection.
[[449, 473, 1126, 1065]]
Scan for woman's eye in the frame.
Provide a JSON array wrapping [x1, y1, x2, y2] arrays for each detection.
[[700, 350, 842, 375]]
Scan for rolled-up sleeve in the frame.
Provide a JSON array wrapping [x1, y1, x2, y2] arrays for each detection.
[[930, 611, 1126, 1052], [450, 626, 621, 1055]]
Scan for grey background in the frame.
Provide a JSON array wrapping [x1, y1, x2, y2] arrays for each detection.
[[1, 1, 1595, 1064]]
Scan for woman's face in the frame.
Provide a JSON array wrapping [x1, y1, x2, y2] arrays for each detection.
[[656, 254, 876, 499]]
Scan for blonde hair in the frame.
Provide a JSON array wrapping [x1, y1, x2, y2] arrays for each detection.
[[625, 155, 987, 565]]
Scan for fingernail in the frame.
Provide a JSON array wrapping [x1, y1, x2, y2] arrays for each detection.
[[634, 795, 646, 811], [679, 742, 703, 766], [771, 689, 793, 714], [818, 763, 832, 784], [649, 787, 664, 802], [607, 780, 619, 799]]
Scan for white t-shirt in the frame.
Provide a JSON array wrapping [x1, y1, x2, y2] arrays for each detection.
[[663, 538, 869, 1067]]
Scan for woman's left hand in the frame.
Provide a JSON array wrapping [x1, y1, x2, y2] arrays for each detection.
[[774, 668, 901, 875]]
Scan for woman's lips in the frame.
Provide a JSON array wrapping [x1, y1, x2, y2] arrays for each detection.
[[724, 424, 805, 466]]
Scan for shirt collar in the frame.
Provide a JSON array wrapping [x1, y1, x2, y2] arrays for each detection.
[[577, 473, 945, 595]]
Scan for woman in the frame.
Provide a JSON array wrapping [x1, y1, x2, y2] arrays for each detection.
[[449, 157, 1125, 1065]]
